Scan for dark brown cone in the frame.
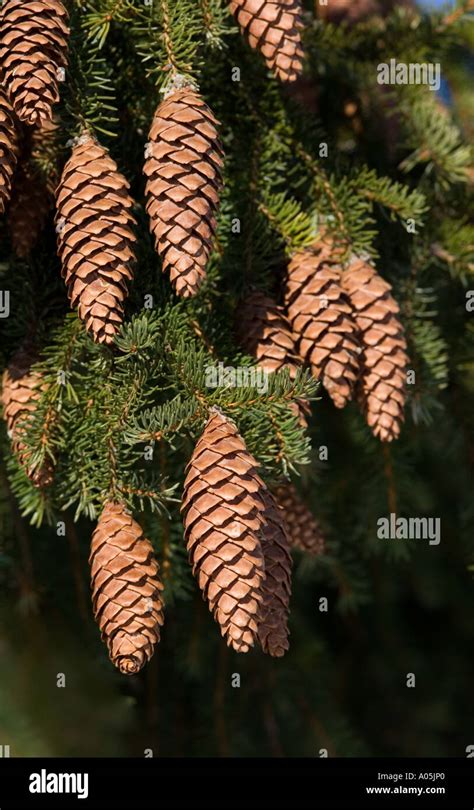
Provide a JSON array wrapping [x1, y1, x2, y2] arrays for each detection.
[[144, 86, 224, 298], [284, 239, 361, 408], [8, 162, 52, 257], [181, 409, 266, 653], [272, 483, 325, 555], [235, 289, 310, 426], [55, 134, 137, 345], [257, 489, 292, 657], [89, 502, 165, 675], [342, 256, 409, 442], [229, 0, 304, 83], [0, 88, 19, 214], [30, 116, 61, 195], [1, 346, 53, 488], [0, 0, 69, 126]]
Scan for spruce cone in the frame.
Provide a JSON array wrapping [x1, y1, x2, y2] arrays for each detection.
[[89, 502, 165, 675], [55, 134, 137, 344], [236, 290, 302, 376], [229, 0, 304, 83], [258, 489, 292, 657], [0, 0, 69, 126], [273, 483, 325, 555], [284, 240, 361, 408], [2, 346, 53, 488], [181, 410, 266, 653], [235, 289, 310, 425], [9, 162, 51, 257], [0, 88, 19, 214], [144, 86, 224, 298], [342, 256, 409, 442]]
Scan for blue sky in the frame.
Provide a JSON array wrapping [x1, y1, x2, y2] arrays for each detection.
[[417, 0, 456, 7]]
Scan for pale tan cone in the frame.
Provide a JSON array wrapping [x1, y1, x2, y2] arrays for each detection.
[[342, 256, 409, 442], [55, 134, 137, 345], [0, 88, 19, 214], [284, 238, 361, 408], [257, 488, 292, 657], [144, 86, 224, 298], [181, 410, 266, 653], [89, 502, 165, 675], [229, 0, 304, 83], [235, 289, 310, 425], [272, 482, 325, 555], [0, 0, 69, 126], [2, 345, 53, 488]]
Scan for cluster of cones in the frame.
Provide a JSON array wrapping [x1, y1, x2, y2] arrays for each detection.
[[237, 234, 409, 443], [0, 1, 308, 346], [0, 1, 408, 673], [88, 409, 324, 674]]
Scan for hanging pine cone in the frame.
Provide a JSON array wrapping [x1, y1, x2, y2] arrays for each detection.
[[89, 502, 165, 675], [258, 489, 292, 657], [236, 289, 302, 376], [0, 0, 69, 126], [181, 409, 266, 653], [283, 239, 361, 408], [144, 83, 224, 298], [342, 256, 409, 442], [229, 0, 304, 83], [272, 482, 325, 555], [2, 345, 53, 488], [55, 133, 137, 345], [0, 88, 19, 214], [8, 162, 52, 257], [235, 289, 310, 425]]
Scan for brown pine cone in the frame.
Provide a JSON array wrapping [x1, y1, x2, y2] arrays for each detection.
[[55, 134, 137, 345], [8, 162, 52, 257], [258, 489, 292, 657], [272, 482, 325, 555], [0, 88, 19, 214], [89, 502, 165, 675], [0, 0, 69, 126], [342, 256, 409, 442], [2, 345, 53, 488], [144, 85, 224, 298], [236, 289, 302, 376], [229, 0, 304, 83], [284, 240, 361, 408], [181, 409, 266, 653], [235, 289, 310, 425]]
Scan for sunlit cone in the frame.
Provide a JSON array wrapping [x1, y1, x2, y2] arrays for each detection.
[[284, 238, 361, 408], [229, 0, 304, 82], [342, 256, 409, 442], [144, 85, 224, 298], [89, 502, 165, 675], [181, 409, 266, 653], [55, 133, 137, 344], [0, 0, 69, 126]]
